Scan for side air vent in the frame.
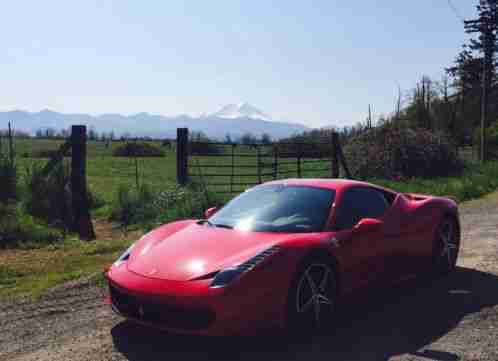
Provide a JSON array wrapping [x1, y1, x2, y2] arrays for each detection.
[[191, 270, 220, 281], [237, 245, 280, 273]]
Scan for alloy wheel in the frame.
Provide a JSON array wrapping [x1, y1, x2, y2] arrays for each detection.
[[295, 263, 335, 327], [438, 219, 459, 270]]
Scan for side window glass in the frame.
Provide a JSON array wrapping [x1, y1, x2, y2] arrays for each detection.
[[335, 187, 388, 230], [360, 188, 388, 219], [334, 190, 361, 230]]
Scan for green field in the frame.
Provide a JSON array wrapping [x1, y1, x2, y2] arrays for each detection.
[[12, 138, 164, 158], [10, 138, 498, 207], [14, 139, 334, 205], [14, 140, 176, 205]]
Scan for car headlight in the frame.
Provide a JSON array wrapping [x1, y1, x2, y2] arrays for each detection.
[[210, 245, 280, 288], [113, 243, 135, 267]]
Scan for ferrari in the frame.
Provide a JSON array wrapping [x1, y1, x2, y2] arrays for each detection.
[[106, 179, 460, 335]]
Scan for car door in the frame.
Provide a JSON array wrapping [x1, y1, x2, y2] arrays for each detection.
[[332, 187, 392, 292]]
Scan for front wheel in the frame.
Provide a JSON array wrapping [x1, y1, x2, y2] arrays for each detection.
[[433, 217, 460, 274], [287, 258, 337, 333]]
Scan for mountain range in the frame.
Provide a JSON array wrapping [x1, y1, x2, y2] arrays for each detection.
[[0, 103, 309, 140]]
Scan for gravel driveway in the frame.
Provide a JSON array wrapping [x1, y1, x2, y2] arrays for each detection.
[[1, 193, 498, 361]]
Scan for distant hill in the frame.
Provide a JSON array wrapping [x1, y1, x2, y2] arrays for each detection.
[[0, 103, 310, 140]]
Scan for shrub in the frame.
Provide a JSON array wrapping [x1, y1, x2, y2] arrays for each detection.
[[373, 161, 498, 203], [276, 140, 329, 158], [30, 149, 71, 158], [0, 202, 62, 248], [113, 142, 165, 157], [153, 185, 211, 224], [189, 142, 222, 155], [189, 131, 221, 155], [277, 128, 336, 158], [24, 162, 73, 229], [23, 162, 104, 231], [110, 184, 157, 227], [473, 121, 498, 158], [344, 127, 463, 179], [0, 155, 17, 202], [161, 139, 173, 148], [110, 184, 212, 229], [87, 190, 106, 210]]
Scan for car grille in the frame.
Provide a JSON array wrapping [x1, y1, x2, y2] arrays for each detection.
[[109, 284, 215, 330]]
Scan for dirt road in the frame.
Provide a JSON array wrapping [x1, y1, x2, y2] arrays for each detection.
[[1, 193, 498, 361]]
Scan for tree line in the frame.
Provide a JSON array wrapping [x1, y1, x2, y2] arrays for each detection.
[[283, 0, 498, 159]]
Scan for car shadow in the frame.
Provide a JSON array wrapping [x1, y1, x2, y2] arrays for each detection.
[[111, 267, 498, 361]]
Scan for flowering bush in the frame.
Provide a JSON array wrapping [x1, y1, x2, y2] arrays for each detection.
[[343, 127, 463, 179]]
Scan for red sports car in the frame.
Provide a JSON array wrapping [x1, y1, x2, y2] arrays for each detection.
[[106, 179, 460, 335]]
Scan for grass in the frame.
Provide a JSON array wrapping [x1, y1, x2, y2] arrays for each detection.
[[0, 203, 64, 249], [0, 231, 137, 299], [12, 138, 329, 205], [14, 138, 164, 158], [15, 144, 176, 205], [371, 161, 498, 203]]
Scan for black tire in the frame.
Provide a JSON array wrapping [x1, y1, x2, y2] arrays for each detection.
[[433, 216, 460, 275], [286, 255, 337, 334]]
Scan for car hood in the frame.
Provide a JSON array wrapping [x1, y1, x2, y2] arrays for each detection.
[[127, 222, 288, 281]]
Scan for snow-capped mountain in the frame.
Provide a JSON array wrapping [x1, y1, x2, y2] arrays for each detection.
[[211, 102, 272, 121], [0, 103, 310, 140]]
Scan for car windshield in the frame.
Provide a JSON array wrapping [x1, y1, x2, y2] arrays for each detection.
[[209, 185, 335, 233]]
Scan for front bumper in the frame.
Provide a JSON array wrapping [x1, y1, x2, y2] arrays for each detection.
[[106, 263, 285, 336]]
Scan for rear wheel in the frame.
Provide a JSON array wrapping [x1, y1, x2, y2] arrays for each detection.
[[287, 257, 337, 333], [433, 217, 460, 274]]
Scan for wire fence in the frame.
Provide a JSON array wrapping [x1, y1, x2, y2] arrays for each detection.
[[181, 131, 350, 194]]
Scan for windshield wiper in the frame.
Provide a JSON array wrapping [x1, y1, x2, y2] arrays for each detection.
[[197, 219, 215, 227], [212, 223, 233, 229], [197, 219, 233, 229]]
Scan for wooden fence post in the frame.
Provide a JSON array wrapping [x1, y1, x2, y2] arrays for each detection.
[[273, 144, 278, 180], [257, 146, 262, 184], [230, 144, 235, 193], [297, 144, 302, 178], [71, 125, 95, 241], [337, 140, 352, 179], [8, 122, 15, 165], [194, 159, 210, 205], [331, 132, 339, 178], [332, 133, 352, 179], [176, 128, 189, 186]]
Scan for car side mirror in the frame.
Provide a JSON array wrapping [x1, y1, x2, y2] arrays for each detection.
[[204, 207, 218, 219], [353, 218, 383, 234]]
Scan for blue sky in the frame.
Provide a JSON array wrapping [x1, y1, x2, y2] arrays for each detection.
[[0, 0, 477, 128]]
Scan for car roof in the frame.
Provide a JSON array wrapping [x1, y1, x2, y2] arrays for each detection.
[[261, 178, 386, 192]]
